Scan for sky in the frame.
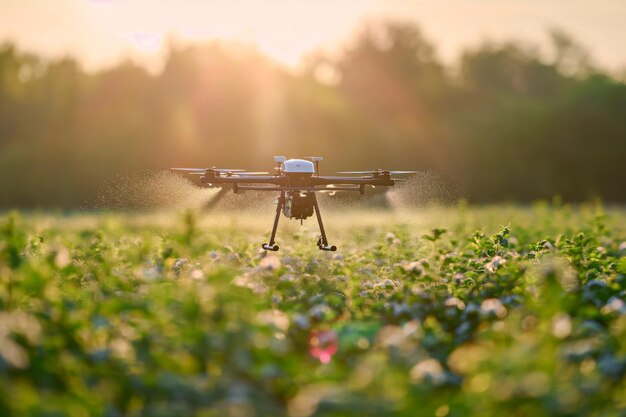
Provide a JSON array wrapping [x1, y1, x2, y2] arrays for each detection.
[[1, 0, 626, 73]]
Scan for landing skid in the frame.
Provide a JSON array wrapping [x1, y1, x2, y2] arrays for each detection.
[[261, 192, 336, 252], [312, 194, 337, 251], [261, 191, 284, 252]]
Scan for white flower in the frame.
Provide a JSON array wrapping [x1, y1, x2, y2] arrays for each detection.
[[480, 298, 507, 318], [259, 255, 281, 271], [256, 310, 290, 331], [551, 313, 572, 338], [601, 297, 626, 315], [410, 359, 445, 385], [445, 297, 466, 310], [52, 245, 70, 268], [485, 256, 506, 273], [190, 269, 204, 280]]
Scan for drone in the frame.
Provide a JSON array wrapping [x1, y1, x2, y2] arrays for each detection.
[[172, 156, 415, 251]]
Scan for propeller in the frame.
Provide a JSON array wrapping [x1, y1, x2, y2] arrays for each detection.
[[187, 171, 269, 176], [337, 170, 417, 175], [211, 168, 246, 173], [171, 168, 246, 173], [171, 168, 207, 173]]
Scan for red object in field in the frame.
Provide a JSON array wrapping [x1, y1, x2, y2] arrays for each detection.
[[308, 329, 338, 364]]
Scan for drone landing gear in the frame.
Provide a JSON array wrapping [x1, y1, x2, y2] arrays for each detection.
[[262, 192, 284, 252], [312, 193, 337, 252], [261, 191, 336, 252]]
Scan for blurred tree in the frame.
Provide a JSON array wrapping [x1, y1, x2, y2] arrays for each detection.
[[0, 22, 625, 207], [448, 38, 625, 201], [0, 44, 34, 148], [550, 28, 594, 76]]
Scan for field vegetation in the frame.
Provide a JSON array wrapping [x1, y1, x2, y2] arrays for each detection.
[[1, 204, 626, 416]]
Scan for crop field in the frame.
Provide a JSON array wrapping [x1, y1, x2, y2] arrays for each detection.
[[1, 204, 626, 417]]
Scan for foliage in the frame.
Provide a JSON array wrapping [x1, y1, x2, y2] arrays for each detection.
[[0, 205, 625, 416], [1, 22, 626, 207]]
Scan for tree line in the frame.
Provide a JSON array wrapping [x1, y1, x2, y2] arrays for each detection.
[[1, 21, 625, 208]]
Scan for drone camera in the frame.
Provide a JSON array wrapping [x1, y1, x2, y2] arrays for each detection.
[[283, 192, 315, 220]]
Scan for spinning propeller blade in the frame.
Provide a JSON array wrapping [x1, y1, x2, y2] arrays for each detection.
[[337, 170, 417, 175], [212, 168, 246, 173], [171, 168, 206, 172], [171, 167, 247, 173], [187, 171, 269, 176]]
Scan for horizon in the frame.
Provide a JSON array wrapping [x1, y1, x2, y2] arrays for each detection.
[[2, 0, 626, 75]]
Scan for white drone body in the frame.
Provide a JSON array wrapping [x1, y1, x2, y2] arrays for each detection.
[[281, 159, 315, 174]]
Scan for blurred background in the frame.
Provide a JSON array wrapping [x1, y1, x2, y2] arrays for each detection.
[[1, 0, 625, 208]]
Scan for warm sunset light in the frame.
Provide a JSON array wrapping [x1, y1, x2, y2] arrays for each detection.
[[2, 0, 626, 72], [1, 2, 626, 416]]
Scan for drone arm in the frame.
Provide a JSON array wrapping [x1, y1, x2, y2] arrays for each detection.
[[200, 176, 280, 185], [232, 185, 362, 192], [313, 176, 395, 187]]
